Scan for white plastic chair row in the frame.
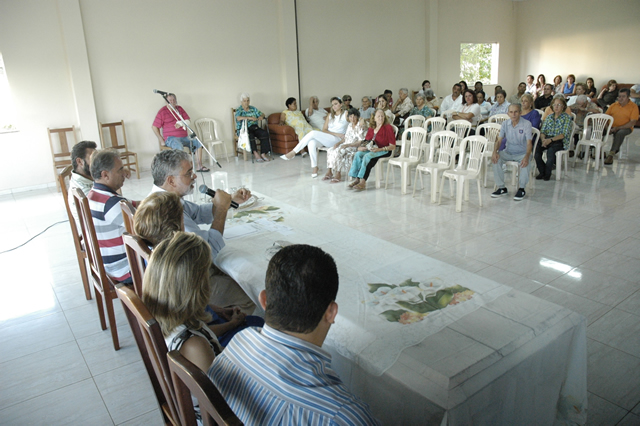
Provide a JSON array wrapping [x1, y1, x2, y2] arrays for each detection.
[[478, 123, 502, 187], [385, 127, 427, 194], [572, 114, 614, 172], [413, 130, 458, 203], [374, 124, 399, 188]]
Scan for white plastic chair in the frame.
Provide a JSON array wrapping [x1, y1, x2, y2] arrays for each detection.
[[489, 114, 509, 125], [446, 120, 472, 162], [405, 115, 426, 130], [504, 128, 540, 190], [572, 114, 614, 172], [413, 130, 458, 203], [477, 123, 502, 187], [195, 118, 228, 164], [374, 125, 400, 189], [422, 117, 447, 159], [385, 127, 427, 194], [618, 133, 633, 160], [438, 135, 487, 212]]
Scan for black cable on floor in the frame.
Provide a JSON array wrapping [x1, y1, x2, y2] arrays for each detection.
[[0, 220, 69, 255]]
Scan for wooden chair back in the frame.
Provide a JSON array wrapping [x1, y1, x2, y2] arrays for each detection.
[[71, 187, 121, 350], [115, 284, 180, 426], [123, 233, 152, 297], [119, 199, 136, 234], [231, 107, 268, 161], [48, 126, 77, 191], [58, 165, 92, 300], [168, 350, 243, 426], [99, 120, 140, 178]]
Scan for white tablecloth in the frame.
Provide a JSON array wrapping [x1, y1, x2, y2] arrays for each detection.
[[215, 194, 587, 425]]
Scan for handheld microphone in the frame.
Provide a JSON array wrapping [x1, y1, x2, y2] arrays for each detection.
[[198, 184, 239, 209], [153, 89, 169, 95]]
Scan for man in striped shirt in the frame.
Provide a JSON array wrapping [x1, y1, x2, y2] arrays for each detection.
[[208, 244, 380, 425], [87, 149, 136, 283]]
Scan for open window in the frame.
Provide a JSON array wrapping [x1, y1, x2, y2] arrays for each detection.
[[460, 43, 499, 85]]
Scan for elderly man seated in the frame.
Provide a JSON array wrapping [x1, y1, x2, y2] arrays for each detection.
[[208, 244, 380, 425], [491, 104, 533, 201], [391, 88, 414, 124], [604, 88, 639, 165]]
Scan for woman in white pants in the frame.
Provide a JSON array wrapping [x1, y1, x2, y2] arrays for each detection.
[[281, 97, 348, 177]]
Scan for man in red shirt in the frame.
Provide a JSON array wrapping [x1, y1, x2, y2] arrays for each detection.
[[605, 88, 639, 165], [152, 93, 209, 172]]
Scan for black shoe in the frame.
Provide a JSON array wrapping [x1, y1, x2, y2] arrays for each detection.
[[536, 173, 545, 180], [577, 152, 585, 160], [491, 187, 507, 198], [569, 150, 575, 158], [543, 175, 551, 181], [514, 188, 526, 201]]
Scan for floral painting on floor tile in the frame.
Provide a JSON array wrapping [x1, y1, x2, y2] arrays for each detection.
[[365, 278, 475, 324]]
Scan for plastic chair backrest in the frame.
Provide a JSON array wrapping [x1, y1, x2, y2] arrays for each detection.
[[433, 131, 458, 166], [391, 124, 399, 138], [122, 233, 151, 297], [400, 127, 427, 160], [489, 114, 509, 125], [405, 115, 426, 129], [458, 136, 487, 174], [424, 117, 446, 134], [584, 114, 614, 143], [476, 123, 502, 152], [196, 118, 221, 143], [167, 350, 243, 426], [115, 284, 181, 426], [446, 120, 472, 141]]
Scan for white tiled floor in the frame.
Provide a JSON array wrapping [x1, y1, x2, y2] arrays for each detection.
[[1, 139, 640, 424]]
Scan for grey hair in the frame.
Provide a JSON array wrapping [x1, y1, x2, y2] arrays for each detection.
[[239, 92, 250, 102], [399, 88, 409, 95], [151, 149, 191, 186], [361, 95, 371, 103], [553, 93, 565, 100], [415, 93, 426, 101], [576, 94, 588, 105], [90, 149, 119, 181], [424, 89, 435, 98], [508, 103, 522, 112]]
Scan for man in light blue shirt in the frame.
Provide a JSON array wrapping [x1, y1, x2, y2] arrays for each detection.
[[491, 103, 533, 201], [209, 244, 380, 425]]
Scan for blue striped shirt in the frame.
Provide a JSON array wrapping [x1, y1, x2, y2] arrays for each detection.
[[208, 325, 380, 425]]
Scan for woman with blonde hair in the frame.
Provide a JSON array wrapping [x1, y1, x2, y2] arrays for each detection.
[[281, 96, 349, 178], [133, 191, 183, 246]]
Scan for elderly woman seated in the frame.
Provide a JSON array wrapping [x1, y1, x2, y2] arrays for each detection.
[[279, 97, 313, 141], [391, 88, 414, 124], [306, 96, 328, 130], [235, 93, 271, 162], [542, 94, 573, 121], [535, 97, 572, 181], [489, 90, 510, 117], [348, 109, 395, 191], [323, 108, 368, 183], [423, 89, 440, 111], [359, 96, 376, 120], [409, 93, 435, 119], [134, 192, 264, 347]]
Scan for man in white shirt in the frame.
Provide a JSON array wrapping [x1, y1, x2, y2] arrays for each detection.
[[525, 75, 536, 95], [567, 83, 591, 106], [68, 141, 97, 221], [440, 83, 463, 116]]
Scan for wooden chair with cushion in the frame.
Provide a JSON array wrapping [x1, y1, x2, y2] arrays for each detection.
[[58, 165, 92, 300], [99, 120, 140, 179], [122, 233, 151, 297], [119, 199, 136, 235], [72, 187, 122, 350], [168, 350, 243, 426], [267, 112, 301, 155], [115, 284, 181, 426], [48, 126, 77, 191]]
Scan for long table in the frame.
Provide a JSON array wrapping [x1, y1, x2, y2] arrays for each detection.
[[215, 194, 587, 425]]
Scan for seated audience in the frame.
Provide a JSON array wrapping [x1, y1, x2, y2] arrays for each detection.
[[143, 232, 221, 374], [440, 84, 463, 115], [553, 75, 563, 95], [69, 140, 97, 221], [563, 74, 576, 97], [135, 192, 264, 346], [306, 96, 328, 130], [371, 94, 395, 124], [525, 75, 536, 95], [535, 74, 547, 99], [149, 149, 254, 312], [450, 90, 481, 127], [535, 84, 554, 110], [491, 103, 533, 201], [235, 93, 271, 162], [508, 82, 526, 104], [208, 244, 380, 425], [630, 83, 640, 107], [597, 79, 619, 110], [418, 79, 435, 98], [87, 149, 138, 283], [459, 80, 469, 93], [359, 96, 376, 120], [423, 89, 440, 110], [409, 93, 435, 119], [604, 88, 639, 165], [282, 97, 348, 178], [542, 94, 573, 121], [324, 108, 367, 183], [535, 97, 572, 181], [474, 81, 484, 93], [342, 94, 352, 110], [488, 85, 503, 104], [349, 109, 395, 191], [279, 97, 313, 141], [489, 90, 510, 117], [391, 88, 414, 124], [567, 83, 589, 106], [586, 77, 598, 99], [476, 91, 490, 123], [520, 94, 541, 129]]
